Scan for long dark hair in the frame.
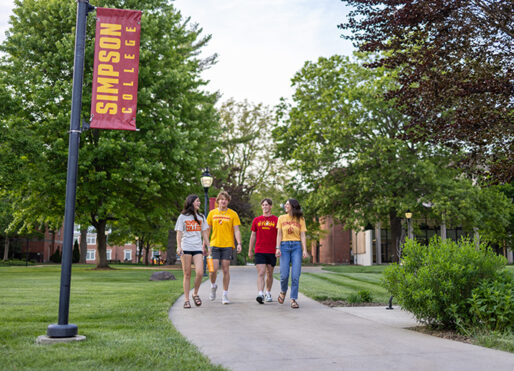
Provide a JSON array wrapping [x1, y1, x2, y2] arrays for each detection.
[[181, 194, 204, 225], [287, 198, 303, 221]]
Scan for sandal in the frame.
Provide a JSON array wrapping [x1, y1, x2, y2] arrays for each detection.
[[291, 300, 299, 309], [192, 295, 202, 307], [183, 301, 191, 309], [278, 292, 286, 304]]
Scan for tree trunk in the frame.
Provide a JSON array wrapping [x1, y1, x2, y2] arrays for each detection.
[[95, 220, 109, 268], [3, 236, 9, 261], [375, 222, 382, 265], [144, 241, 149, 266], [51, 230, 55, 255], [137, 238, 143, 264], [440, 221, 447, 241], [79, 227, 88, 264], [389, 210, 402, 262], [473, 227, 480, 250], [166, 229, 177, 265]]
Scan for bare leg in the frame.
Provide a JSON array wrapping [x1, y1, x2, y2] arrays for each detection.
[[181, 254, 193, 301], [192, 253, 204, 295], [265, 264, 274, 292], [256, 264, 266, 292], [221, 259, 231, 291]]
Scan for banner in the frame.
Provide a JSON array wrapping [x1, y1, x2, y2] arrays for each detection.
[[90, 7, 142, 130]]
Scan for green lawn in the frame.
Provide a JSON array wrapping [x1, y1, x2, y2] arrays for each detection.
[[299, 265, 391, 303], [0, 265, 224, 370]]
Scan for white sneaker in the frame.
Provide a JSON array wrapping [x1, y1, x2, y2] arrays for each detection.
[[222, 293, 230, 304], [265, 292, 272, 302], [209, 284, 217, 301]]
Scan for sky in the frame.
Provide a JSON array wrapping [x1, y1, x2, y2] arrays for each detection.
[[0, 0, 355, 107]]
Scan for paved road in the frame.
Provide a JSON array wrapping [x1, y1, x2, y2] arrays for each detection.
[[169, 266, 514, 371]]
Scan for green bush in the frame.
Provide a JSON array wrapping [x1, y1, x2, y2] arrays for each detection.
[[347, 293, 361, 303], [49, 248, 61, 263], [72, 240, 80, 263], [382, 237, 506, 330], [467, 271, 513, 332], [358, 289, 373, 303]]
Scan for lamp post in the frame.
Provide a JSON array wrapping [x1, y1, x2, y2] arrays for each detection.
[[405, 210, 413, 240], [200, 168, 213, 276]]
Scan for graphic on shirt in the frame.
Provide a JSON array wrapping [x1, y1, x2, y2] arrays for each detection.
[[282, 220, 301, 236], [185, 220, 202, 232], [257, 219, 276, 229]]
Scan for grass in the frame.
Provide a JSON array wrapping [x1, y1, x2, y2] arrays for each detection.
[[0, 265, 224, 370], [298, 265, 390, 303]]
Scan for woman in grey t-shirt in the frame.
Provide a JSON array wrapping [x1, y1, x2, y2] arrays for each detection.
[[175, 194, 209, 308]]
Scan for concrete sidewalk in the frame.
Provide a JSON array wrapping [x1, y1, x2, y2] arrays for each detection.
[[169, 266, 514, 371]]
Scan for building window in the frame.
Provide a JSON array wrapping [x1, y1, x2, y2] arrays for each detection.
[[86, 235, 96, 245], [124, 249, 132, 261], [86, 249, 96, 261], [106, 249, 112, 260]]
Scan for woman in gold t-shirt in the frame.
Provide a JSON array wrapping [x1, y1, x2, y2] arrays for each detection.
[[275, 198, 309, 308]]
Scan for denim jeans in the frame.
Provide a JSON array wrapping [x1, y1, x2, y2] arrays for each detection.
[[279, 240, 302, 300]]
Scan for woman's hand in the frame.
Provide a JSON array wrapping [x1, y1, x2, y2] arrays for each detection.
[[275, 248, 281, 258], [302, 250, 309, 259]]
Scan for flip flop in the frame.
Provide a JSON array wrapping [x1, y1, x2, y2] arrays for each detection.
[[278, 292, 286, 304], [183, 301, 191, 309], [291, 300, 299, 309]]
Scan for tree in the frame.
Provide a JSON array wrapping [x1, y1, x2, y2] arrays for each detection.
[[273, 54, 510, 259], [0, 0, 219, 268], [338, 0, 513, 182], [214, 99, 288, 263], [72, 239, 80, 263]]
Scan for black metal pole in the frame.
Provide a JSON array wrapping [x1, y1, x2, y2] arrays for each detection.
[[47, 0, 93, 338], [203, 187, 209, 276]]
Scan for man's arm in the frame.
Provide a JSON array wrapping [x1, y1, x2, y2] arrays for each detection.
[[234, 225, 242, 253], [248, 231, 256, 258]]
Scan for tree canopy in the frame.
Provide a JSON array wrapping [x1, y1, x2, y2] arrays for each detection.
[[273, 54, 511, 258], [338, 0, 513, 182], [0, 0, 219, 267]]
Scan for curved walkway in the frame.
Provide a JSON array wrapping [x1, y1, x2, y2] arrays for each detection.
[[169, 266, 514, 371]]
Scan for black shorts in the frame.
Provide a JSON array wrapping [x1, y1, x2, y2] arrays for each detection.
[[211, 247, 233, 260], [254, 253, 276, 267], [183, 250, 203, 256]]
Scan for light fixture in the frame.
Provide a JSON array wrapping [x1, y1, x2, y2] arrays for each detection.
[[200, 168, 213, 188]]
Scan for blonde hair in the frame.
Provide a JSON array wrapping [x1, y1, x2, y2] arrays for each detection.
[[216, 191, 231, 202]]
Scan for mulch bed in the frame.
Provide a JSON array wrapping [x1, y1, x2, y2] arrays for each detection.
[[320, 300, 385, 307], [408, 326, 472, 344]]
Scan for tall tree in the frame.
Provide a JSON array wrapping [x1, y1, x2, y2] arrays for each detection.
[[273, 54, 510, 259], [338, 0, 513, 182], [0, 0, 219, 267]]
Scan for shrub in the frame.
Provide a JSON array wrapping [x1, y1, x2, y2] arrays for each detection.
[[72, 240, 80, 263], [49, 248, 61, 263], [382, 237, 506, 330], [358, 289, 373, 303], [467, 271, 513, 332], [347, 293, 361, 303]]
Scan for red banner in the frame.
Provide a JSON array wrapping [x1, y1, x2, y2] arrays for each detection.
[[90, 7, 142, 130]]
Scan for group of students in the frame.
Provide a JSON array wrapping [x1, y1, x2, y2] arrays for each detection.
[[174, 191, 309, 309]]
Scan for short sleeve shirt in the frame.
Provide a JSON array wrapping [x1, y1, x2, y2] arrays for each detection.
[[251, 215, 278, 254], [277, 215, 307, 242], [207, 208, 241, 248], [174, 213, 208, 251]]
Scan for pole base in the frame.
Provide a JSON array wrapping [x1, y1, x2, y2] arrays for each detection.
[[47, 323, 78, 338]]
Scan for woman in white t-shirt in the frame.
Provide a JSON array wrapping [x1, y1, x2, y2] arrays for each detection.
[[175, 195, 210, 308]]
